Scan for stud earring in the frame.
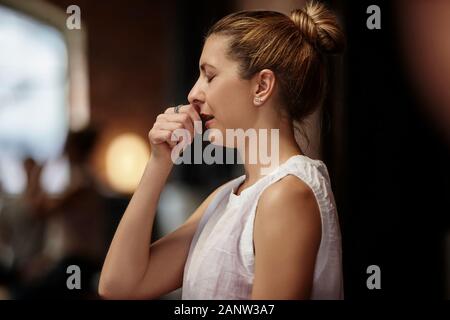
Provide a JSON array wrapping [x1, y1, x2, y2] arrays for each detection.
[[254, 97, 262, 104]]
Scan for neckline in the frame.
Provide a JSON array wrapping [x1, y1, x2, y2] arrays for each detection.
[[228, 154, 315, 201]]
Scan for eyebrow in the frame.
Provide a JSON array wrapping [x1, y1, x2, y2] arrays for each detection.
[[199, 63, 217, 73]]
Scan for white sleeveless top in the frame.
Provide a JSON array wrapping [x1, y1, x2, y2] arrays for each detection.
[[181, 155, 344, 300]]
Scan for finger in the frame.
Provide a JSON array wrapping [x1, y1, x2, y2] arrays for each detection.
[[185, 105, 202, 134], [156, 121, 184, 132], [157, 121, 193, 142], [166, 104, 201, 133], [161, 113, 195, 139], [150, 129, 175, 146], [153, 121, 192, 151], [153, 129, 179, 147], [159, 123, 193, 149], [184, 104, 201, 123]]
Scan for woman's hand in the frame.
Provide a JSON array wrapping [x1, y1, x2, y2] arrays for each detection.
[[148, 104, 201, 164]]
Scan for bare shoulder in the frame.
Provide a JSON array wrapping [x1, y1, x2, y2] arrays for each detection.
[[251, 174, 322, 299], [255, 174, 322, 242], [257, 174, 320, 218]]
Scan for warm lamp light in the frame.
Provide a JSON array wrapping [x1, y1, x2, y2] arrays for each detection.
[[105, 133, 150, 194]]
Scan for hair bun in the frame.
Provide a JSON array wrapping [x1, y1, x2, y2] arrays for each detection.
[[290, 1, 345, 54]]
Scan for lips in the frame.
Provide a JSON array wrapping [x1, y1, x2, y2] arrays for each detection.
[[200, 113, 215, 129], [200, 113, 215, 122]]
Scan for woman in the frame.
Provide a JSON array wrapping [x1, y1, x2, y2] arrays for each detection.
[[99, 0, 345, 300]]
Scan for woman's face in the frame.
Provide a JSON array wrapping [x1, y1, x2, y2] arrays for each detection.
[[188, 34, 257, 147]]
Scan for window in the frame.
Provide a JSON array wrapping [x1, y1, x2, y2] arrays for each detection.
[[0, 1, 88, 194]]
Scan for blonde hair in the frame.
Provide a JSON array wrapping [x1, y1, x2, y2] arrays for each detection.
[[205, 1, 345, 135]]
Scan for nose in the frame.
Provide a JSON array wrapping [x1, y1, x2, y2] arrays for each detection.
[[188, 77, 205, 110]]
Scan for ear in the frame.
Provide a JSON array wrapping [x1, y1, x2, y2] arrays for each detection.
[[252, 69, 276, 106]]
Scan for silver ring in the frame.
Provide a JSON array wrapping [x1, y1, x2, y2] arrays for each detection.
[[174, 104, 182, 113]]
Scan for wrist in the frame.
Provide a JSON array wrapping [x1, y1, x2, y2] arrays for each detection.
[[147, 154, 174, 173]]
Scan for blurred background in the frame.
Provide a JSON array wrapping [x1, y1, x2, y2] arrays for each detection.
[[0, 0, 449, 299]]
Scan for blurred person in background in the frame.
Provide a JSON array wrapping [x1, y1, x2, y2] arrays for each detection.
[[11, 126, 109, 299], [0, 157, 47, 299]]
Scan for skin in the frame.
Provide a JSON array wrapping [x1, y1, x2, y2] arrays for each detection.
[[99, 34, 321, 300]]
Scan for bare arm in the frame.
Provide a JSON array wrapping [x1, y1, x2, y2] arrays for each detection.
[[98, 104, 206, 299], [98, 156, 173, 299], [131, 182, 224, 299], [98, 155, 224, 299], [251, 175, 322, 300]]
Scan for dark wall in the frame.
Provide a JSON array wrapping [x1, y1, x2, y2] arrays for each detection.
[[48, 0, 172, 137], [338, 0, 450, 298]]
